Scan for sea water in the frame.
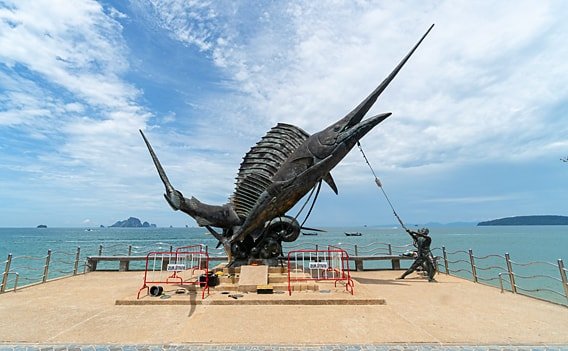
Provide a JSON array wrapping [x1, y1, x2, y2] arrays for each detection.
[[0, 226, 566, 304]]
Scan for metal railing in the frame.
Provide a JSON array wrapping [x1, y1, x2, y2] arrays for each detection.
[[2, 240, 567, 306], [0, 241, 196, 293], [283, 241, 414, 257], [436, 246, 568, 306]]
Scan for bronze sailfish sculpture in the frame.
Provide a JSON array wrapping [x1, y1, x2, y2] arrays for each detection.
[[141, 24, 434, 264]]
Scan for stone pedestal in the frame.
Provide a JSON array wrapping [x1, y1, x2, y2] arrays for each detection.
[[237, 265, 268, 292]]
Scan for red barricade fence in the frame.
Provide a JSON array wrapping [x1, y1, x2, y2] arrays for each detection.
[[137, 245, 210, 299], [287, 246, 354, 295]]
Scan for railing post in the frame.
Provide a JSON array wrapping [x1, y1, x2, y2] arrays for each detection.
[[558, 259, 568, 303], [1, 253, 13, 293], [98, 244, 103, 256], [468, 249, 478, 283], [42, 249, 52, 283], [354, 245, 358, 256], [387, 243, 392, 255], [73, 247, 81, 275], [13, 273, 19, 292], [505, 252, 516, 293], [442, 246, 449, 274]]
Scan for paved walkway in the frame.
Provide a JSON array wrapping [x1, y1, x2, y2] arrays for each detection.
[[0, 270, 566, 349], [0, 344, 567, 350]]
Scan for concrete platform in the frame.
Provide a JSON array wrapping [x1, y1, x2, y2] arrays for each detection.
[[128, 264, 358, 304], [119, 279, 384, 305], [0, 270, 566, 346]]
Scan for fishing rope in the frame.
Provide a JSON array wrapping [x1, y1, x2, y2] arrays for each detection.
[[250, 179, 319, 241], [291, 180, 322, 229], [251, 179, 322, 251], [294, 181, 318, 220], [356, 141, 408, 231], [299, 181, 322, 229]]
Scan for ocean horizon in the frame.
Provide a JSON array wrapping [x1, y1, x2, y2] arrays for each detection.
[[2, 224, 566, 257], [1, 225, 567, 304]]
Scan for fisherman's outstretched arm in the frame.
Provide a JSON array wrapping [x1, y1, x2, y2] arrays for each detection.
[[406, 229, 418, 240]]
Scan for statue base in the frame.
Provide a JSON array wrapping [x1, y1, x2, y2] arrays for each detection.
[[209, 263, 319, 294], [229, 257, 286, 268]]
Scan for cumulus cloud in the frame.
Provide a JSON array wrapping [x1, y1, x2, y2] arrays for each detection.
[[1, 0, 567, 226], [132, 0, 568, 224], [0, 0, 155, 224], [141, 1, 568, 169]]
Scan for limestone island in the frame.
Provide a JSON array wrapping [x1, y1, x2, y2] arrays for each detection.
[[109, 217, 156, 228], [478, 215, 568, 226]]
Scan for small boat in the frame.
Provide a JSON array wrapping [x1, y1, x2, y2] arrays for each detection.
[[302, 232, 318, 236], [344, 232, 362, 236]]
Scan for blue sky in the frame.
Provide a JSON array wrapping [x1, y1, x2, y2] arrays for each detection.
[[0, 1, 566, 228]]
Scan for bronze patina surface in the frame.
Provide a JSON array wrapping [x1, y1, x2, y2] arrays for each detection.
[[141, 25, 434, 265]]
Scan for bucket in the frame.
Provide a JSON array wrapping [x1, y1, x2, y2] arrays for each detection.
[[149, 285, 163, 296], [199, 272, 219, 287]]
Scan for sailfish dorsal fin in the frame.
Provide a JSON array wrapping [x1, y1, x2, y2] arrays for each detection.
[[230, 123, 309, 219]]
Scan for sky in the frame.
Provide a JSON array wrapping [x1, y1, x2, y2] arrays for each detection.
[[0, 1, 567, 228]]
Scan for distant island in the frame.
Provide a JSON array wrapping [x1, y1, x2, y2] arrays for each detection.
[[110, 217, 157, 228], [36, 224, 47, 228], [478, 215, 568, 226]]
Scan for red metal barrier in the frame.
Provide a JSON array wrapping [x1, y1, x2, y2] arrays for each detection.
[[287, 247, 354, 295], [137, 245, 210, 299]]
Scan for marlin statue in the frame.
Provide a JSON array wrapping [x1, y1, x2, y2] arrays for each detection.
[[141, 24, 434, 264]]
